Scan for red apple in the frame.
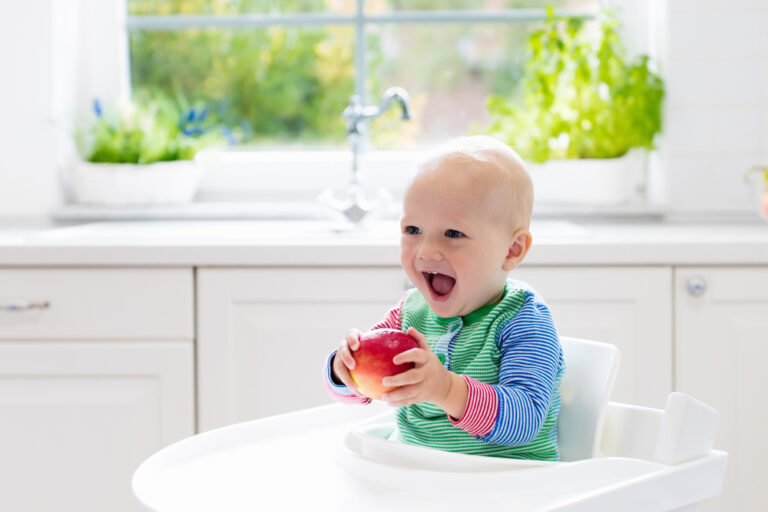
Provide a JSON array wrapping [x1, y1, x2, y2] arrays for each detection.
[[350, 329, 419, 400]]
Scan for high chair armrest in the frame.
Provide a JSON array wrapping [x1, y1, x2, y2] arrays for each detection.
[[601, 401, 664, 460], [653, 392, 719, 465]]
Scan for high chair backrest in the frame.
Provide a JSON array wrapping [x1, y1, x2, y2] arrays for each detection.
[[557, 336, 620, 462]]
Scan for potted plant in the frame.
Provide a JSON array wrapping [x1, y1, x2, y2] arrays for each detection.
[[71, 92, 229, 205], [485, 7, 664, 206]]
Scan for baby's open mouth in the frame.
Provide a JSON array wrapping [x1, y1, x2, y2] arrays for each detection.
[[423, 272, 456, 297]]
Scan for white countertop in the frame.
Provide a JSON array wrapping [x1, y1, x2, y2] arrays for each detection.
[[1, 219, 767, 266]]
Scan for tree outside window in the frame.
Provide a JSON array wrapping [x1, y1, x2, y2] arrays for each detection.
[[127, 0, 599, 149]]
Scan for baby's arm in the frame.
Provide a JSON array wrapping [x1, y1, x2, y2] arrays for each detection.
[[451, 295, 563, 444]]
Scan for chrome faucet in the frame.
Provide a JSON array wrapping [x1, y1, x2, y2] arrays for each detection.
[[321, 87, 412, 225], [342, 87, 412, 175], [343, 87, 412, 136]]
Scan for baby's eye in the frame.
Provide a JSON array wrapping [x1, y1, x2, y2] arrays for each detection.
[[445, 229, 464, 239], [404, 225, 421, 235]]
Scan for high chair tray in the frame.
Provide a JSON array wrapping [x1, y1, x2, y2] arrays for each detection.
[[133, 403, 726, 512]]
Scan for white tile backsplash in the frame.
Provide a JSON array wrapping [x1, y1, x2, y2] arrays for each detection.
[[712, 108, 763, 154], [665, 108, 715, 154], [711, 59, 764, 107], [666, 59, 714, 107], [666, 12, 717, 59], [713, 9, 767, 59], [664, 156, 719, 211], [661, 1, 768, 215], [667, 0, 718, 13]]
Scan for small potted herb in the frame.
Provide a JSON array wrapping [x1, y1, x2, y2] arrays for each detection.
[[485, 8, 664, 205], [72, 92, 231, 205]]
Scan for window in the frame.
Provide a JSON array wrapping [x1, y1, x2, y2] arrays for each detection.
[[126, 1, 601, 150]]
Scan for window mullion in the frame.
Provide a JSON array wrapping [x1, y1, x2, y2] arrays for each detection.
[[355, 0, 366, 106]]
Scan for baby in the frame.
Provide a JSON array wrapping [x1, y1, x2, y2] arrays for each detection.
[[324, 135, 564, 460]]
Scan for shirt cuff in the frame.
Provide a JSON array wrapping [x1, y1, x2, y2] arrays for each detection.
[[448, 376, 497, 437], [324, 352, 372, 405]]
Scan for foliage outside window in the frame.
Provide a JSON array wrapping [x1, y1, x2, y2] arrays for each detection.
[[127, 0, 599, 149]]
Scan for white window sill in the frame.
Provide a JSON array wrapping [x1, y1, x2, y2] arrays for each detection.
[[194, 149, 422, 203], [53, 149, 665, 222]]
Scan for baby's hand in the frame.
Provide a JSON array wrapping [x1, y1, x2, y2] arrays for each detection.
[[332, 329, 363, 393], [379, 327, 454, 408]]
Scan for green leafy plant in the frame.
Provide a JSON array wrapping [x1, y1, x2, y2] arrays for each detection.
[[77, 92, 231, 165], [485, 7, 664, 163], [128, 0, 359, 145]]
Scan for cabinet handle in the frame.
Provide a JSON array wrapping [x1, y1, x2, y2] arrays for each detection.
[[0, 299, 51, 312], [686, 276, 707, 297]]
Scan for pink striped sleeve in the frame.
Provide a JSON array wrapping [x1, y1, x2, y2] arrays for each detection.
[[448, 376, 498, 437], [369, 296, 405, 331]]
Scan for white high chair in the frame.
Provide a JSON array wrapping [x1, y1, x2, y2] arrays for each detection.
[[132, 337, 727, 512]]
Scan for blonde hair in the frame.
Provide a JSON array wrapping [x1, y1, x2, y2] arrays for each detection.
[[413, 136, 533, 230]]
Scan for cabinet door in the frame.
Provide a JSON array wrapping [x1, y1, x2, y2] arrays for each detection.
[[197, 267, 407, 431], [676, 267, 768, 512], [514, 266, 673, 409], [0, 341, 194, 512]]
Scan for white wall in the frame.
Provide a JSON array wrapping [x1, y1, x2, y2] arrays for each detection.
[[0, 1, 766, 219], [659, 0, 768, 217], [0, 0, 60, 219], [0, 0, 127, 220]]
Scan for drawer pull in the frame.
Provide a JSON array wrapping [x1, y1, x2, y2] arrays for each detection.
[[0, 299, 51, 312], [686, 276, 707, 297]]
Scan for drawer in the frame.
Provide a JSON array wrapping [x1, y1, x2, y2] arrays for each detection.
[[0, 268, 193, 339]]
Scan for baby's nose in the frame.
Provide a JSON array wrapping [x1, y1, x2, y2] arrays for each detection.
[[417, 241, 444, 261]]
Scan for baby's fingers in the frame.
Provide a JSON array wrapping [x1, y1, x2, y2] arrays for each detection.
[[392, 347, 429, 366], [382, 368, 422, 388], [345, 329, 361, 351], [407, 327, 430, 351], [337, 341, 357, 370]]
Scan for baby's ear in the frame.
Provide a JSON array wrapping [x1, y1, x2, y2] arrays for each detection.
[[502, 229, 532, 271]]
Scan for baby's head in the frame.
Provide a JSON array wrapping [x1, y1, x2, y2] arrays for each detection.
[[400, 135, 533, 318]]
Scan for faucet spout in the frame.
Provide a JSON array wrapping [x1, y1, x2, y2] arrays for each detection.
[[342, 86, 412, 136], [379, 86, 412, 121]]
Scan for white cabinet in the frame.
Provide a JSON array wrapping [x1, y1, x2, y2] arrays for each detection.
[[675, 267, 768, 512], [0, 269, 195, 512], [197, 267, 408, 432], [515, 266, 673, 408]]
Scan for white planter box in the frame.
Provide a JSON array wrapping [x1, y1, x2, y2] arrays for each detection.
[[70, 160, 203, 206], [528, 149, 647, 206]]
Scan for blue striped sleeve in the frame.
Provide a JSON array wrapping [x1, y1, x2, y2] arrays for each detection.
[[479, 291, 562, 446]]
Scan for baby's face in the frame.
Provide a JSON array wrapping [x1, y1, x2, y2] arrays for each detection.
[[400, 159, 520, 318]]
